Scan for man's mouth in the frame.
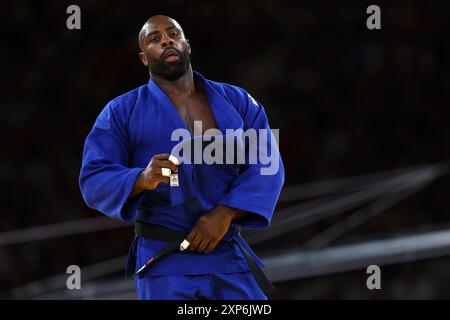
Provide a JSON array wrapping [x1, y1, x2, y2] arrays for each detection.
[[162, 48, 180, 63]]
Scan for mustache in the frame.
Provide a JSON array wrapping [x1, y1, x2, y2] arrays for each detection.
[[161, 46, 182, 59]]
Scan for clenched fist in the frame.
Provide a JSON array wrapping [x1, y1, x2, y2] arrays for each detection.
[[130, 153, 178, 198]]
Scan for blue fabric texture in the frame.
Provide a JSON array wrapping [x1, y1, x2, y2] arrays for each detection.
[[136, 272, 268, 300]]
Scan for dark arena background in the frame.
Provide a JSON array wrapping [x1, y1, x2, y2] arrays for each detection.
[[2, 0, 450, 300]]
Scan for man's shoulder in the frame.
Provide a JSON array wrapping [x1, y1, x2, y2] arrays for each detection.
[[208, 79, 254, 113], [93, 84, 148, 130], [207, 78, 261, 114], [109, 84, 148, 110], [104, 84, 150, 116], [208, 79, 249, 100]]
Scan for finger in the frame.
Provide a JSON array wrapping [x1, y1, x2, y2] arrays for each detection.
[[161, 167, 172, 177], [188, 237, 201, 252], [196, 239, 209, 253], [153, 159, 178, 173], [153, 170, 171, 179], [186, 228, 197, 243], [168, 155, 181, 166], [187, 232, 202, 252], [152, 167, 171, 181], [152, 153, 171, 160], [179, 239, 190, 251], [204, 240, 219, 254], [159, 160, 178, 173], [154, 175, 170, 185]]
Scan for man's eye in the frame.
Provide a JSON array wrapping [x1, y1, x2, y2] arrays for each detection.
[[170, 32, 179, 37], [150, 37, 159, 43]]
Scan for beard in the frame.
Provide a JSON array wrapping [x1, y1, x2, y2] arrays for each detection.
[[148, 47, 190, 81]]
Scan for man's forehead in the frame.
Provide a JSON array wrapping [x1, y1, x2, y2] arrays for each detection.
[[143, 17, 183, 35]]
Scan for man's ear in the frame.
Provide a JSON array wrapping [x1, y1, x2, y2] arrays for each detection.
[[138, 52, 148, 67], [186, 39, 191, 54]]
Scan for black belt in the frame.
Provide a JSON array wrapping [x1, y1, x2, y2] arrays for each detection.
[[131, 221, 275, 298]]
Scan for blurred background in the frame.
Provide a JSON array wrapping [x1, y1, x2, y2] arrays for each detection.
[[1, 0, 450, 299]]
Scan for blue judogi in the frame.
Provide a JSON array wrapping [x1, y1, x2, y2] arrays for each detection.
[[79, 71, 284, 299]]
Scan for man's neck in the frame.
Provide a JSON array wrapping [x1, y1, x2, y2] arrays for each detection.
[[152, 65, 196, 99]]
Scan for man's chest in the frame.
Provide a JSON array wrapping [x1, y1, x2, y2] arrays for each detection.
[[129, 94, 224, 166], [170, 92, 218, 134]]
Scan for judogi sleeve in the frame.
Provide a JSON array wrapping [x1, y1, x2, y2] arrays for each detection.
[[79, 100, 144, 222], [219, 90, 285, 229]]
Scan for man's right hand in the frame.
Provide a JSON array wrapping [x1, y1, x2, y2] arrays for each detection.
[[130, 153, 178, 198]]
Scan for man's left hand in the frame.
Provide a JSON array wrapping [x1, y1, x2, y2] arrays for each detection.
[[183, 205, 242, 254]]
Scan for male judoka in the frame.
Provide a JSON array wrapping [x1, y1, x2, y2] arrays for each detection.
[[79, 15, 284, 300]]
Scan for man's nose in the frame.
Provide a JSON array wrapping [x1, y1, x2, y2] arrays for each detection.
[[161, 34, 174, 47]]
